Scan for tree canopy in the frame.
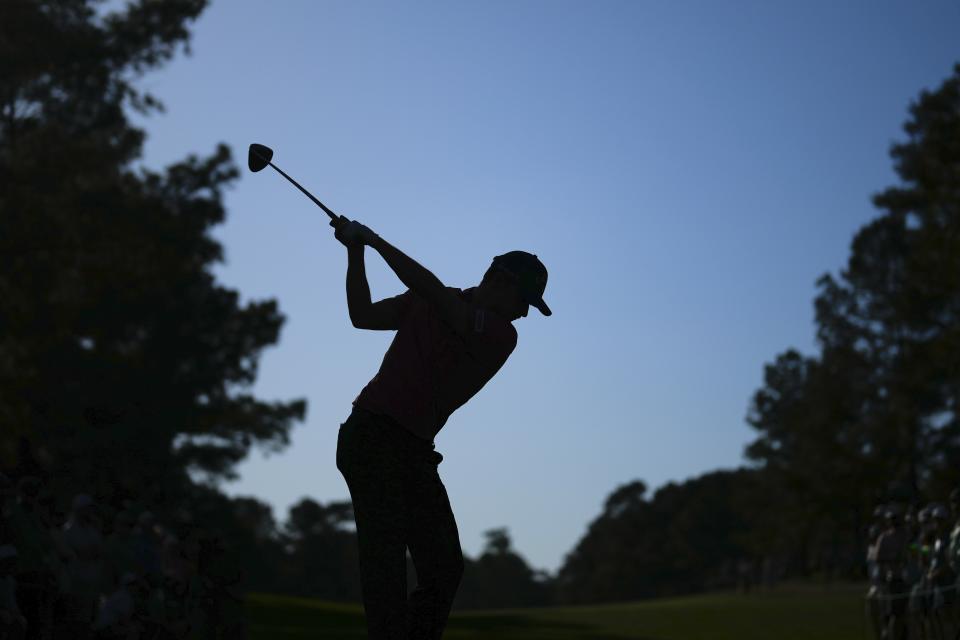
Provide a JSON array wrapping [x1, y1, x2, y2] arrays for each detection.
[[742, 62, 960, 570], [0, 0, 305, 511]]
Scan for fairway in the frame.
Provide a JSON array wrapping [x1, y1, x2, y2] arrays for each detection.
[[246, 583, 867, 640]]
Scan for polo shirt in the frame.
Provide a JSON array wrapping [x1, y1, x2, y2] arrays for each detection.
[[353, 287, 517, 441]]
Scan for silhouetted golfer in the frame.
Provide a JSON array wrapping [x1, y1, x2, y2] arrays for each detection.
[[330, 215, 550, 640]]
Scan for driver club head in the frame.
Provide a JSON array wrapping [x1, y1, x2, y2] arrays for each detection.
[[248, 143, 273, 172]]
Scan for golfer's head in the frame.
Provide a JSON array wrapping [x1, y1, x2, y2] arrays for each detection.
[[480, 268, 529, 321], [479, 251, 551, 321]]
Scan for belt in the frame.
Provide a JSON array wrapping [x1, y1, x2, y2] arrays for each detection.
[[351, 406, 436, 448]]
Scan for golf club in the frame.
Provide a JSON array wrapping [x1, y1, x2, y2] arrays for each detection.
[[248, 143, 339, 221]]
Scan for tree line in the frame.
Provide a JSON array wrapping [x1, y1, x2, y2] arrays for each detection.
[[2, 0, 958, 609]]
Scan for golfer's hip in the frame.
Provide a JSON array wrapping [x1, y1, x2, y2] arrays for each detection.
[[337, 407, 443, 474]]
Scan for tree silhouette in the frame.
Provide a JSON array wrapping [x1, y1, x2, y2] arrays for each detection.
[[744, 62, 960, 574], [556, 471, 757, 603], [0, 0, 305, 509], [278, 498, 360, 601], [454, 527, 554, 609]]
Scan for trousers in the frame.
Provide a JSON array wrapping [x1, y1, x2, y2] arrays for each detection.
[[336, 407, 464, 640]]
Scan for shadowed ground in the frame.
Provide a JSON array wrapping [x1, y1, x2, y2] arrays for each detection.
[[246, 582, 866, 639]]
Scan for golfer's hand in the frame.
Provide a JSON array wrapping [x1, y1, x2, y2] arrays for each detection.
[[330, 216, 378, 248]]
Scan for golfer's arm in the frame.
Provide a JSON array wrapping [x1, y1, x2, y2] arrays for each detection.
[[346, 245, 373, 326], [369, 235, 468, 333], [369, 235, 446, 301]]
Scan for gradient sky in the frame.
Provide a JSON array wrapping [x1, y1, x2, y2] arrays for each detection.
[[128, 1, 960, 575]]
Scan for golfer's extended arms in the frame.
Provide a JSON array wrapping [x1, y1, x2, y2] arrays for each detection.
[[368, 235, 470, 336], [345, 245, 373, 326], [345, 246, 408, 330]]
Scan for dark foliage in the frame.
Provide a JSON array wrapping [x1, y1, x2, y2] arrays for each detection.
[[555, 470, 761, 604], [0, 0, 305, 506], [742, 62, 960, 577]]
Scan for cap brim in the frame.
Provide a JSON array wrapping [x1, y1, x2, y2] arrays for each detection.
[[516, 285, 551, 316], [531, 297, 552, 316]]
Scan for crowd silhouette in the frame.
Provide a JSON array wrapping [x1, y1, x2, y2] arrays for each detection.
[[0, 472, 245, 640], [866, 489, 960, 640]]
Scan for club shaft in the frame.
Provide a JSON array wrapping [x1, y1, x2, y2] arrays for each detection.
[[268, 162, 337, 221]]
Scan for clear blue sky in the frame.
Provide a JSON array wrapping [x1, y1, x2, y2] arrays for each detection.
[[130, 0, 960, 575]]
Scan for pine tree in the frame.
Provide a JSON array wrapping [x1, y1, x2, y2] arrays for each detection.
[[0, 0, 305, 509]]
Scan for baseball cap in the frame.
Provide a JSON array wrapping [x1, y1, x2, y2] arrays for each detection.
[[491, 251, 552, 316]]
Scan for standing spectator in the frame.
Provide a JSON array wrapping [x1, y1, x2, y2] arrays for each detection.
[[736, 558, 754, 594], [908, 505, 935, 638], [927, 504, 956, 639], [92, 572, 148, 640], [760, 555, 778, 591], [948, 489, 960, 640], [6, 477, 57, 640], [158, 528, 205, 636], [866, 504, 886, 640], [163, 526, 208, 639], [35, 489, 61, 532], [59, 494, 104, 640], [0, 545, 27, 640], [157, 574, 197, 640], [102, 511, 138, 593], [875, 506, 910, 640], [0, 474, 15, 544], [131, 512, 162, 588], [948, 489, 960, 577], [192, 530, 246, 640], [160, 532, 188, 586]]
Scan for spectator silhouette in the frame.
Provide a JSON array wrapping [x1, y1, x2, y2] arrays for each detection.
[[175, 525, 208, 638], [0, 473, 13, 545], [866, 504, 886, 640], [949, 489, 960, 576], [194, 530, 246, 640], [907, 506, 934, 629], [6, 477, 57, 640], [102, 510, 138, 592], [60, 494, 104, 640], [0, 470, 251, 640], [131, 512, 162, 588], [875, 506, 909, 639], [159, 528, 191, 588], [0, 545, 27, 640], [157, 573, 198, 639], [736, 558, 755, 593], [92, 572, 142, 638], [927, 504, 955, 636]]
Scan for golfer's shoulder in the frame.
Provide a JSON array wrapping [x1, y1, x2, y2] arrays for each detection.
[[471, 305, 517, 351]]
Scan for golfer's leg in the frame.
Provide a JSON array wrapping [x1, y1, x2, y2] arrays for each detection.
[[352, 498, 409, 640], [337, 417, 409, 640], [405, 459, 464, 640]]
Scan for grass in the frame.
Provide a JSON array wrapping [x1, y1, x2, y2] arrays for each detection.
[[245, 582, 868, 640]]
